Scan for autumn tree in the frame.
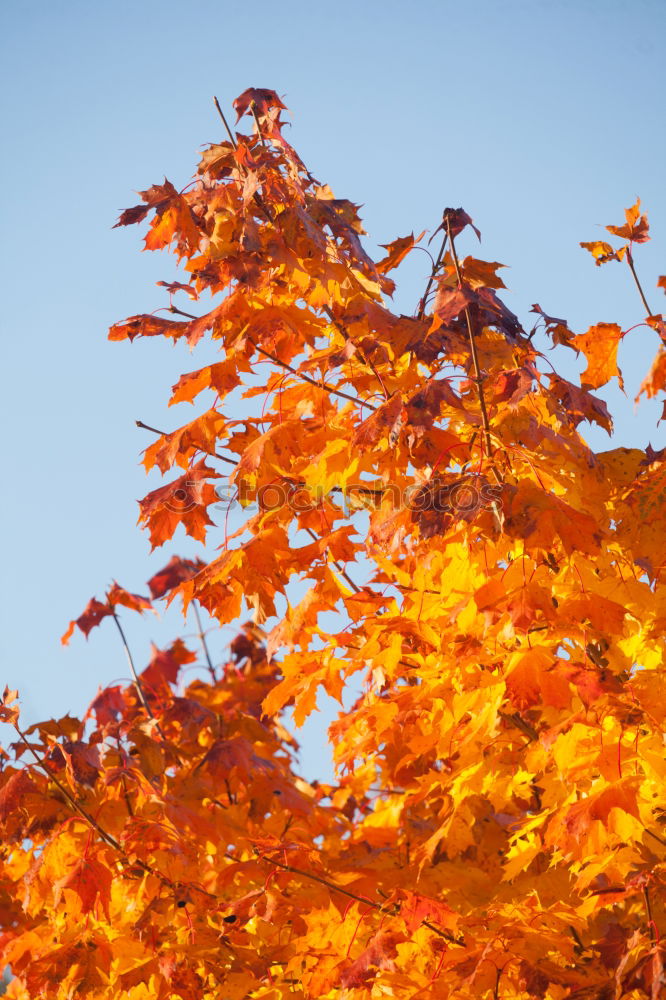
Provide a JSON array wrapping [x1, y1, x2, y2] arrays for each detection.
[[1, 88, 666, 1000]]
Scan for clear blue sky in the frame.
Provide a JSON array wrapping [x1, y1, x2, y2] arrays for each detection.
[[1, 0, 664, 779]]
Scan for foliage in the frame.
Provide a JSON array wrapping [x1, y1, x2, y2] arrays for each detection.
[[1, 87, 666, 1000]]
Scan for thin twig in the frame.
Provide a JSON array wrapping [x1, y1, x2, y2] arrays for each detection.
[[417, 231, 448, 319], [323, 306, 389, 401], [136, 419, 236, 467], [15, 724, 131, 857], [111, 613, 154, 721], [210, 99, 274, 224], [499, 710, 538, 743], [245, 334, 378, 411], [303, 526, 360, 594], [249, 102, 268, 148], [445, 214, 496, 471], [165, 305, 377, 412], [643, 825, 666, 848], [258, 853, 463, 945], [111, 613, 181, 761], [626, 247, 653, 316], [643, 886, 657, 947], [192, 601, 216, 682], [136, 419, 385, 500], [213, 96, 237, 149]]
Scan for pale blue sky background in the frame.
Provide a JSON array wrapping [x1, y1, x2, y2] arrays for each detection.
[[1, 0, 664, 779]]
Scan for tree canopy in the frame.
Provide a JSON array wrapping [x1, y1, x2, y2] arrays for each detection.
[[1, 88, 666, 1000]]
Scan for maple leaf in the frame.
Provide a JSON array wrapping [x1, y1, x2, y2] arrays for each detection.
[[353, 393, 403, 450], [548, 374, 613, 432], [531, 302, 576, 347], [433, 206, 481, 241], [502, 480, 605, 554], [580, 240, 627, 265], [571, 323, 624, 390], [339, 929, 403, 988], [61, 596, 112, 644], [491, 367, 533, 406], [47, 740, 102, 788], [0, 686, 20, 725], [108, 314, 190, 343], [606, 198, 650, 243], [637, 347, 666, 400], [461, 256, 507, 290], [0, 769, 36, 826], [85, 684, 125, 725], [137, 460, 220, 549], [106, 582, 153, 614], [397, 890, 459, 934], [156, 279, 198, 299], [146, 555, 205, 599], [376, 231, 425, 274], [233, 87, 287, 121], [53, 857, 114, 919], [140, 639, 195, 692], [169, 359, 241, 407]]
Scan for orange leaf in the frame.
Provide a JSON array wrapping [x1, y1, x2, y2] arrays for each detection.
[[147, 555, 204, 599], [53, 858, 113, 918], [353, 394, 403, 450], [606, 198, 650, 243], [61, 597, 112, 645], [580, 240, 626, 266], [376, 231, 425, 274], [570, 323, 624, 390], [137, 460, 220, 549]]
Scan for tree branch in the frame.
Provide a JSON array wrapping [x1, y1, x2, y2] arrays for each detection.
[[213, 96, 237, 149], [258, 852, 463, 945], [626, 247, 653, 316]]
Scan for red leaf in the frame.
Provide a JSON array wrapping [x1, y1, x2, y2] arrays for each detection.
[[140, 639, 196, 692], [353, 394, 403, 450], [340, 930, 403, 989], [137, 460, 220, 549], [376, 231, 425, 274], [61, 597, 112, 645], [106, 582, 153, 615], [233, 88, 287, 121], [0, 769, 36, 824], [53, 858, 113, 919], [85, 685, 126, 726], [147, 555, 205, 599]]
